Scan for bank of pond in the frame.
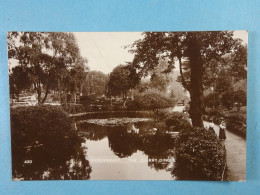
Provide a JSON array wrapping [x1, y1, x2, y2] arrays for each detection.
[[10, 105, 226, 181]]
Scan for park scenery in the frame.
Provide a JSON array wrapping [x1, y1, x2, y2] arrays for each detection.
[[8, 31, 247, 181]]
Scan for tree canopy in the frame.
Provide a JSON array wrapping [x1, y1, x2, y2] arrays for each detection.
[[83, 70, 108, 97], [8, 32, 87, 104], [129, 31, 247, 127], [107, 64, 139, 107]]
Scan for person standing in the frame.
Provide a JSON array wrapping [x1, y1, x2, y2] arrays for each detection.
[[208, 119, 215, 134], [219, 119, 227, 141]]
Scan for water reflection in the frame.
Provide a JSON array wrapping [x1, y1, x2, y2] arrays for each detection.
[[108, 126, 138, 158], [12, 112, 177, 180], [76, 114, 177, 180], [12, 134, 92, 180]]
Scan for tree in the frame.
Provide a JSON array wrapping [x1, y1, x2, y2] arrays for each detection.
[[215, 70, 234, 94], [129, 31, 245, 127], [138, 90, 173, 119], [204, 92, 221, 109], [8, 32, 81, 104], [9, 66, 31, 102], [221, 90, 235, 110], [107, 64, 139, 107], [82, 71, 108, 97], [149, 59, 173, 92], [233, 90, 246, 111]]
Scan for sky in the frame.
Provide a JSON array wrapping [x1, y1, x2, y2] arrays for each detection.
[[74, 30, 248, 74], [8, 31, 248, 73], [73, 32, 143, 74]]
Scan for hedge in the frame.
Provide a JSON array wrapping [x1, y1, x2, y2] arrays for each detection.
[[172, 127, 226, 181], [165, 112, 191, 132], [10, 106, 91, 180], [226, 114, 246, 138]]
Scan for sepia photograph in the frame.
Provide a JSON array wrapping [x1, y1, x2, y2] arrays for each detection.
[[8, 31, 247, 181]]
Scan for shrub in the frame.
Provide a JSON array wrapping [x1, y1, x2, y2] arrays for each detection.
[[157, 110, 170, 120], [233, 90, 247, 111], [126, 99, 141, 111], [10, 106, 91, 180], [172, 127, 226, 180], [62, 103, 85, 114], [79, 95, 95, 102], [204, 109, 224, 125], [226, 114, 246, 138], [10, 106, 78, 160], [11, 106, 73, 145], [221, 91, 234, 110], [138, 91, 174, 115], [165, 112, 191, 132], [50, 94, 59, 102], [204, 92, 220, 109]]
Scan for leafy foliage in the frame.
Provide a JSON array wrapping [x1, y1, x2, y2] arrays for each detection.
[[8, 32, 87, 104], [221, 90, 235, 110], [165, 112, 191, 132], [137, 91, 173, 115], [9, 66, 31, 101], [172, 127, 226, 180], [204, 92, 221, 109], [233, 90, 247, 111], [107, 64, 139, 97], [10, 106, 91, 180], [107, 64, 140, 107], [83, 71, 108, 97], [226, 114, 246, 138], [129, 31, 246, 127]]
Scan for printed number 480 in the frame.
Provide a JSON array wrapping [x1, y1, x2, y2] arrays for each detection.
[[24, 160, 32, 164]]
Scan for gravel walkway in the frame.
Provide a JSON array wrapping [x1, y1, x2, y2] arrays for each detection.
[[204, 121, 246, 181]]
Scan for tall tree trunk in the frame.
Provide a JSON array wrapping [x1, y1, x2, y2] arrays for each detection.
[[34, 82, 42, 104], [188, 39, 204, 127], [122, 92, 127, 108], [41, 81, 50, 104], [58, 78, 61, 103], [74, 93, 77, 105]]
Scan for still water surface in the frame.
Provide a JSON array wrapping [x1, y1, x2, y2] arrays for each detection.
[[12, 112, 176, 180], [76, 112, 176, 180]]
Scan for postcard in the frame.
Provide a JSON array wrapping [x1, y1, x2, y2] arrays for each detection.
[[8, 31, 247, 181]]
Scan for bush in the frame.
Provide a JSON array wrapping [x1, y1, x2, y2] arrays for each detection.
[[165, 112, 191, 132], [204, 109, 224, 125], [50, 94, 59, 102], [10, 106, 90, 180], [62, 103, 85, 114], [138, 91, 174, 115], [221, 91, 234, 110], [204, 92, 220, 109], [79, 95, 95, 102], [126, 99, 141, 111], [172, 127, 226, 180], [233, 90, 247, 111], [10, 106, 77, 159], [226, 114, 246, 138]]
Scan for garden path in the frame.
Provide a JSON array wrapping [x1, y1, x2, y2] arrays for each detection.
[[204, 121, 246, 181], [172, 105, 246, 181]]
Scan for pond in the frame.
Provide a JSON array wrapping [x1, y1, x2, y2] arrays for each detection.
[[12, 111, 177, 180], [75, 112, 177, 180]]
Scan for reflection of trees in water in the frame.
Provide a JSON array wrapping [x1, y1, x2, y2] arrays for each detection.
[[106, 122, 176, 172], [77, 123, 107, 141], [77, 118, 177, 174], [138, 134, 175, 171], [107, 125, 138, 158], [147, 151, 174, 171], [12, 135, 92, 180]]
